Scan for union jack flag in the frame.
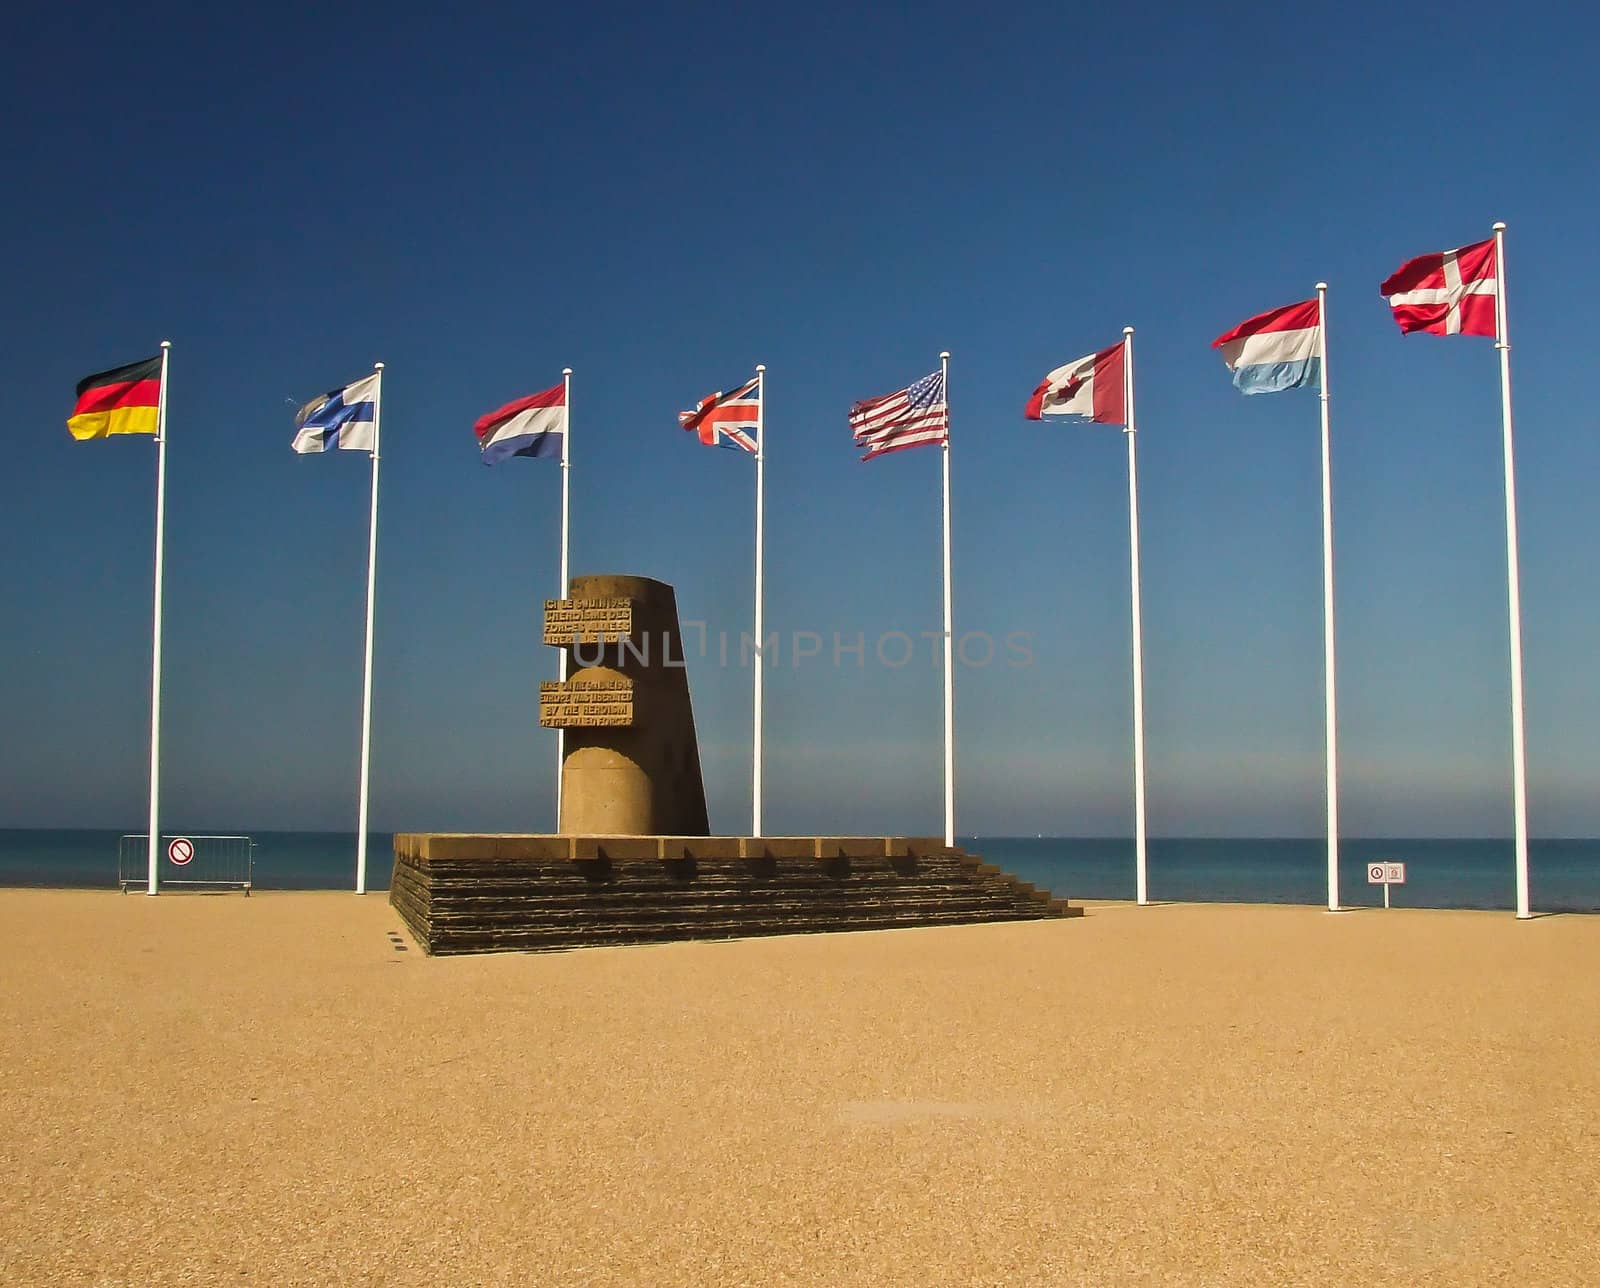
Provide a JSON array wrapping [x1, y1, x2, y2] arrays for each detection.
[[850, 369, 947, 461], [679, 376, 760, 453]]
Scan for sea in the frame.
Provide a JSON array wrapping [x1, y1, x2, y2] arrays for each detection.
[[1, 830, 1596, 912]]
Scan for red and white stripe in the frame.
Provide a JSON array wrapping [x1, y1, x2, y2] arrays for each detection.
[[1024, 342, 1126, 424], [1380, 237, 1498, 337], [850, 374, 947, 460]]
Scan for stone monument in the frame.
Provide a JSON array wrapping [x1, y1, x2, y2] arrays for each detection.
[[540, 574, 708, 836], [389, 574, 1079, 954]]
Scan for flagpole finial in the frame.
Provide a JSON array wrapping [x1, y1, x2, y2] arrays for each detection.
[[939, 351, 950, 360], [756, 363, 766, 373], [160, 340, 171, 349], [562, 367, 572, 376], [1123, 326, 1134, 336], [1316, 281, 1328, 291], [1493, 220, 1507, 231], [373, 361, 384, 371]]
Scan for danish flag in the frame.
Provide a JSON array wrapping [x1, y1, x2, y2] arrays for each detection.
[[1380, 237, 1499, 338], [679, 376, 760, 453]]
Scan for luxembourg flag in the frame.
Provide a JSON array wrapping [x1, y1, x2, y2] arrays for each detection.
[[1211, 300, 1321, 394], [474, 382, 566, 464]]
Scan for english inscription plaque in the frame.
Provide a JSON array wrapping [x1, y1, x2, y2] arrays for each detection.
[[539, 678, 636, 728]]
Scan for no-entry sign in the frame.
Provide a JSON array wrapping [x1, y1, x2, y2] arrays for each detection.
[[167, 837, 195, 867]]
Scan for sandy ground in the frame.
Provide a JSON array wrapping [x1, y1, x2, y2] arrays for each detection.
[[1, 891, 1596, 1286]]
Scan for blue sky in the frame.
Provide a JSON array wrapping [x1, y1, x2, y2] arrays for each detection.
[[3, 1, 1596, 837]]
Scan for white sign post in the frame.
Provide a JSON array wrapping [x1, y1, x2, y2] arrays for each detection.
[[1368, 861, 1406, 909]]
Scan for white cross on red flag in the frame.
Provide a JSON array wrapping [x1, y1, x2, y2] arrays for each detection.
[[1380, 237, 1498, 338]]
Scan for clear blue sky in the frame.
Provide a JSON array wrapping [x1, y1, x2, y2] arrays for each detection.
[[3, 1, 1596, 837]]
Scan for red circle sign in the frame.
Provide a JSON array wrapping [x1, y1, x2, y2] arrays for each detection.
[[168, 837, 195, 866]]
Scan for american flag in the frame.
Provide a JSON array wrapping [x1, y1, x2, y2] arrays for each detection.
[[850, 369, 947, 461], [679, 376, 760, 453]]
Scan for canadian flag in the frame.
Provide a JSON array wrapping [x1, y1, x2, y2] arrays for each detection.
[[1024, 342, 1126, 423], [1380, 237, 1498, 338]]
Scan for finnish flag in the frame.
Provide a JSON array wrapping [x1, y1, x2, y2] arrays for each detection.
[[291, 373, 379, 453]]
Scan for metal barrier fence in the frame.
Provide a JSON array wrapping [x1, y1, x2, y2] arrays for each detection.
[[119, 835, 255, 893]]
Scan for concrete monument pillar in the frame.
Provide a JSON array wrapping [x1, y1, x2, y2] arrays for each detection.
[[540, 575, 709, 836]]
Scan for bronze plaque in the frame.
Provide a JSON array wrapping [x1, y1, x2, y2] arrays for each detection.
[[543, 597, 635, 646], [539, 679, 636, 728]]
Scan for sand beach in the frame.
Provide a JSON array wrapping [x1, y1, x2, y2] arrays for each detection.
[[2, 890, 1596, 1285]]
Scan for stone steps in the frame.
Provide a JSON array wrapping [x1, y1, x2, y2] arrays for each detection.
[[414, 893, 1060, 929], [389, 834, 1080, 955], [394, 873, 1057, 904], [391, 885, 1066, 929], [403, 903, 1068, 954], [424, 910, 1063, 955], [406, 866, 1058, 891]]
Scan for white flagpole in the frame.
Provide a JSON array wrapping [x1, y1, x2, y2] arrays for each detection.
[[940, 350, 955, 848], [556, 367, 572, 831], [354, 361, 383, 895], [753, 364, 766, 837], [1123, 327, 1149, 905], [146, 340, 171, 895], [1317, 284, 1342, 912], [1492, 222, 1532, 919]]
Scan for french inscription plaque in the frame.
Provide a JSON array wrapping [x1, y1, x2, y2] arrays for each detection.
[[543, 597, 634, 646], [539, 679, 636, 728]]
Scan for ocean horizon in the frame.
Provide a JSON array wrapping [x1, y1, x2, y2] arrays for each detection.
[[1, 829, 1595, 913]]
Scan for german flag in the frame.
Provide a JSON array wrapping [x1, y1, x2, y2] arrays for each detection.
[[67, 355, 162, 440]]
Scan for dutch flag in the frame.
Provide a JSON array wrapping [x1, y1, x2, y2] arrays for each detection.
[[474, 383, 566, 465]]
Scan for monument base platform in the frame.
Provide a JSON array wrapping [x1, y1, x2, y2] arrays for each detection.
[[390, 835, 1081, 955]]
